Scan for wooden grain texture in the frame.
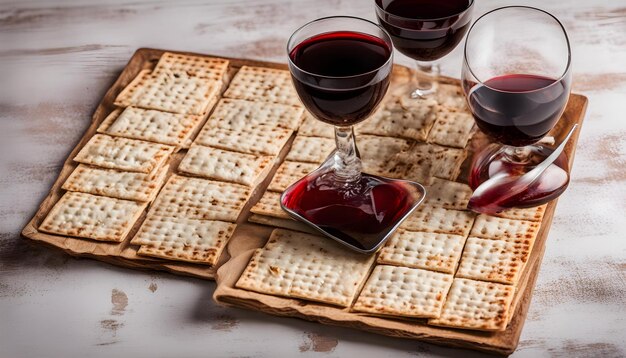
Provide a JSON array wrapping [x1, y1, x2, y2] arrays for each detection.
[[1, 1, 625, 357]]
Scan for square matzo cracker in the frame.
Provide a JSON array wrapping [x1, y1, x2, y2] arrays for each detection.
[[359, 135, 410, 158], [131, 215, 235, 266], [423, 178, 472, 210], [152, 52, 229, 81], [62, 164, 168, 202], [436, 84, 468, 111], [429, 278, 514, 331], [376, 151, 438, 185], [470, 215, 540, 240], [114, 70, 220, 115], [194, 123, 292, 156], [357, 97, 438, 141], [250, 191, 290, 220], [178, 145, 273, 186], [353, 265, 453, 319], [267, 161, 317, 193], [378, 230, 467, 274], [207, 98, 304, 131], [236, 229, 375, 307], [149, 175, 251, 222], [358, 136, 412, 177], [411, 143, 467, 180], [427, 108, 475, 148], [298, 113, 334, 138], [224, 66, 300, 106], [98, 107, 204, 148], [401, 204, 475, 237], [492, 205, 547, 222], [285, 136, 335, 164], [74, 134, 174, 174], [456, 236, 533, 285], [40, 192, 146, 242]]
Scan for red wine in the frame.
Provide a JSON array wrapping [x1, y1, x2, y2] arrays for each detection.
[[281, 171, 417, 251], [375, 0, 472, 61], [468, 145, 569, 214], [464, 74, 571, 147], [381, 0, 470, 18], [289, 31, 392, 126]]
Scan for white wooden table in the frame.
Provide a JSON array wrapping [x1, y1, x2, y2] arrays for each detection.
[[1, 0, 625, 357]]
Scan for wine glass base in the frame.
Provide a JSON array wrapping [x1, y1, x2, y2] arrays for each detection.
[[280, 154, 426, 253], [468, 143, 570, 214]]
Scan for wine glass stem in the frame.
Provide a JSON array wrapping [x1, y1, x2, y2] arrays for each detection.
[[502, 145, 532, 164], [333, 126, 362, 183], [411, 60, 440, 99]]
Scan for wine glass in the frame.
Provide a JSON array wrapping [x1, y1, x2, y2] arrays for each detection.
[[281, 16, 425, 253], [374, 0, 474, 98], [462, 6, 573, 213]]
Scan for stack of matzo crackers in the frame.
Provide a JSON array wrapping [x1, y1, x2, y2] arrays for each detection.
[[39, 52, 305, 267], [239, 80, 548, 332]]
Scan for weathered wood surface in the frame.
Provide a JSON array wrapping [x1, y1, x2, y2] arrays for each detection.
[[1, 0, 624, 357]]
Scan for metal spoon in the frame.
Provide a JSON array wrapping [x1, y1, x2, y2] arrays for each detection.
[[468, 124, 578, 213]]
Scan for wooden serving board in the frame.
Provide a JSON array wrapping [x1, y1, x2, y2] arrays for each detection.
[[212, 89, 588, 354], [20, 47, 588, 355]]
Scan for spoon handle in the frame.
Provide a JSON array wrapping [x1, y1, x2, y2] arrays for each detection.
[[518, 124, 578, 188]]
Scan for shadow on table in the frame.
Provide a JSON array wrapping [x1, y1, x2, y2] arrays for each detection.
[[0, 232, 71, 273]]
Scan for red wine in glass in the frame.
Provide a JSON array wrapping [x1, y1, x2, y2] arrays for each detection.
[[463, 74, 571, 147], [375, 0, 473, 61], [284, 20, 425, 253], [289, 31, 392, 126]]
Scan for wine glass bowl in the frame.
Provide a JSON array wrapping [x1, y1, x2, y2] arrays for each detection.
[[374, 0, 474, 61], [462, 6, 572, 148], [462, 6, 573, 213], [374, 0, 474, 98], [288, 28, 393, 127]]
